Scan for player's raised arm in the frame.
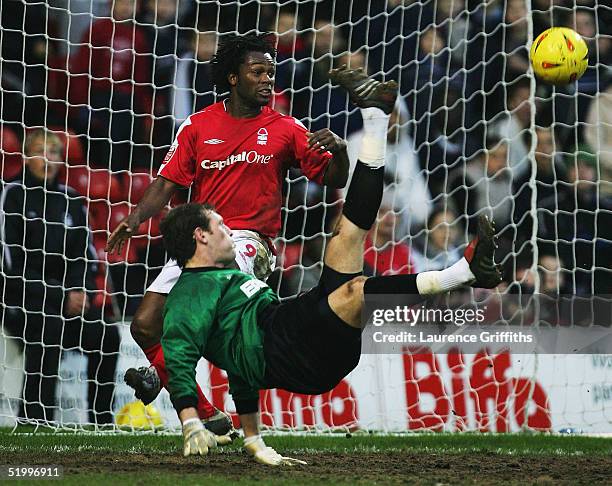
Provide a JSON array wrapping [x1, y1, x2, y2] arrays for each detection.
[[290, 117, 349, 188], [308, 128, 350, 188], [106, 176, 180, 255]]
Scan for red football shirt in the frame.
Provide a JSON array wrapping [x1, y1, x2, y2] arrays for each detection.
[[158, 102, 332, 238], [69, 19, 151, 112]]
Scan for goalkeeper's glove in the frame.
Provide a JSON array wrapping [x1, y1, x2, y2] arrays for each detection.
[[243, 435, 307, 466], [182, 418, 217, 456], [214, 432, 235, 446]]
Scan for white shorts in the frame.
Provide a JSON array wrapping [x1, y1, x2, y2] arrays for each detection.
[[146, 230, 276, 295]]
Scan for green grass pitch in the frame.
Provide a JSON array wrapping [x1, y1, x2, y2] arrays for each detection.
[[1, 428, 611, 485]]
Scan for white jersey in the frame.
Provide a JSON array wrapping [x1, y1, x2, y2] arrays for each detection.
[[147, 230, 276, 295]]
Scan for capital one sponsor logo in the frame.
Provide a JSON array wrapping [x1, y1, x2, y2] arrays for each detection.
[[200, 150, 274, 170]]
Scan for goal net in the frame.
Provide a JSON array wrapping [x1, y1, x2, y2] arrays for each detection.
[[0, 0, 610, 433]]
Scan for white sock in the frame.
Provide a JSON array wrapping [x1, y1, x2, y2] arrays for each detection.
[[358, 107, 390, 168], [416, 257, 476, 295]]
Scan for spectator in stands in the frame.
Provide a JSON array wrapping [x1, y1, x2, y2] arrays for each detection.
[[0, 2, 68, 129], [531, 0, 560, 35], [464, 0, 529, 150], [69, 0, 152, 171], [502, 252, 537, 323], [584, 79, 612, 196], [293, 20, 361, 136], [567, 8, 612, 95], [143, 0, 185, 151], [1, 129, 119, 424], [536, 248, 574, 325], [412, 205, 463, 272], [363, 198, 414, 277], [351, 0, 416, 75], [171, 30, 217, 132], [272, 6, 309, 93], [538, 147, 612, 294], [346, 97, 431, 236], [449, 136, 514, 241], [502, 0, 530, 79], [310, 19, 345, 84], [507, 254, 536, 296], [438, 0, 470, 70], [513, 126, 567, 241], [538, 251, 568, 296], [407, 28, 476, 196], [489, 79, 532, 177]]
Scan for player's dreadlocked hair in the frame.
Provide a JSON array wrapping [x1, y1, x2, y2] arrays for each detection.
[[160, 203, 215, 267], [211, 33, 276, 94]]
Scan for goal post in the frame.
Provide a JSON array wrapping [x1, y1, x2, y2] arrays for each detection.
[[0, 0, 610, 433]]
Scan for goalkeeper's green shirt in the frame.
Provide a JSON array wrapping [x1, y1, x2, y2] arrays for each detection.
[[161, 267, 278, 413]]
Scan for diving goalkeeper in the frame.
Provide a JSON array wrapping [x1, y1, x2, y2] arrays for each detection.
[[160, 67, 503, 465]]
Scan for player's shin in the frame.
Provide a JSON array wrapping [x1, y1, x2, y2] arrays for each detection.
[[341, 106, 390, 231], [342, 162, 385, 231], [364, 261, 476, 301]]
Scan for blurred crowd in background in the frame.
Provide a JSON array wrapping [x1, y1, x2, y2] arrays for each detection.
[[1, 0, 611, 321]]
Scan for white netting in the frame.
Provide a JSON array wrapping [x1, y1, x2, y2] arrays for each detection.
[[0, 0, 611, 432]]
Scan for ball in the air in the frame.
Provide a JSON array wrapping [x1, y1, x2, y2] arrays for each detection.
[[530, 27, 588, 85]]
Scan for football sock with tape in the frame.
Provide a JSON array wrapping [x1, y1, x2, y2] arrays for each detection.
[[358, 107, 390, 168], [415, 258, 475, 295], [342, 161, 384, 230]]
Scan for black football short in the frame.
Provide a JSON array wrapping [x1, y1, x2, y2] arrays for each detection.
[[258, 265, 363, 395]]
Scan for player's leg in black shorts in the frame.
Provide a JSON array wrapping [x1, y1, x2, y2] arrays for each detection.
[[259, 265, 363, 395]]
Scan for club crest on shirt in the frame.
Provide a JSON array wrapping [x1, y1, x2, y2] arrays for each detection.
[[158, 141, 179, 173], [257, 128, 268, 146]]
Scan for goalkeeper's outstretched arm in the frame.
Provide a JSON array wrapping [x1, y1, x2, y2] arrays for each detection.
[[106, 176, 180, 254]]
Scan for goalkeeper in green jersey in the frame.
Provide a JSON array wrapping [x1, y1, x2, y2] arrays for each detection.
[[160, 67, 503, 466]]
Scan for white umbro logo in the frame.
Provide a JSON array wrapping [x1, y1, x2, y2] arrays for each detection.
[[204, 138, 225, 144]]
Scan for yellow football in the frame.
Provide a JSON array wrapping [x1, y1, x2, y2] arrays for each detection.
[[530, 27, 589, 85], [115, 401, 164, 429]]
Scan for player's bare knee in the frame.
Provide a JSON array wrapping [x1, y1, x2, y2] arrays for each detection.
[[341, 276, 367, 304], [347, 275, 367, 294], [328, 276, 367, 328]]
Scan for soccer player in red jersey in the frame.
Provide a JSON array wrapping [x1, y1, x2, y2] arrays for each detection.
[[106, 33, 349, 436]]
